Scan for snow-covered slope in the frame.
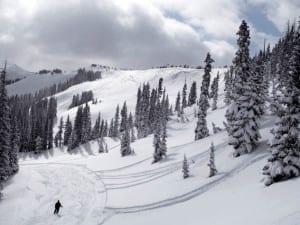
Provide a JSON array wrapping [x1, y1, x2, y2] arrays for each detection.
[[6, 63, 34, 82], [1, 67, 299, 225], [7, 71, 77, 96]]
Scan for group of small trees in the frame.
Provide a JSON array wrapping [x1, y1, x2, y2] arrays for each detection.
[[69, 91, 94, 109], [182, 142, 217, 179], [262, 22, 300, 186], [224, 20, 300, 186]]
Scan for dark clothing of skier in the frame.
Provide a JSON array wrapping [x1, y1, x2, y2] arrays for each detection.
[[54, 200, 63, 214]]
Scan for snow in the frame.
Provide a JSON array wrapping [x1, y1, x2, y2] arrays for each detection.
[[5, 63, 34, 82], [1, 67, 300, 225], [7, 70, 77, 96]]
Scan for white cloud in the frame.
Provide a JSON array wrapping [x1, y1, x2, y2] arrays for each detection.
[[248, 0, 300, 32], [0, 0, 298, 70]]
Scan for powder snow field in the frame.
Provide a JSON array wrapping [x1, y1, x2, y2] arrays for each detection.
[[7, 70, 78, 96], [1, 67, 300, 225]]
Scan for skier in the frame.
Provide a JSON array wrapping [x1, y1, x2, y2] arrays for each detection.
[[54, 200, 63, 215]]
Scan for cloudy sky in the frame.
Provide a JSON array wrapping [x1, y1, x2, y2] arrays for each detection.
[[0, 0, 299, 71]]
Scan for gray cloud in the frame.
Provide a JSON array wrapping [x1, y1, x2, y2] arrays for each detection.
[[3, 0, 297, 71]]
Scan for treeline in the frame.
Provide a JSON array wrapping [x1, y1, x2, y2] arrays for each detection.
[[69, 91, 94, 109], [9, 95, 57, 153], [34, 68, 101, 100], [0, 66, 19, 197], [7, 68, 102, 154], [221, 20, 300, 186]]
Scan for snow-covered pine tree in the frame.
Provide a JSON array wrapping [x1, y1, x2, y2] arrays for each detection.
[[103, 120, 108, 137], [54, 133, 59, 147], [128, 112, 133, 129], [152, 127, 163, 163], [54, 117, 63, 147], [226, 20, 261, 157], [175, 92, 181, 113], [160, 119, 167, 157], [57, 117, 64, 147], [120, 101, 127, 133], [158, 77, 163, 98], [0, 64, 12, 180], [211, 72, 219, 110], [34, 136, 43, 154], [181, 80, 187, 110], [224, 67, 234, 105], [63, 115, 72, 146], [92, 113, 101, 139], [251, 52, 266, 116], [195, 94, 209, 140], [113, 105, 120, 138], [81, 103, 91, 143], [208, 142, 217, 177], [130, 128, 136, 143], [108, 118, 114, 137], [98, 137, 105, 153], [201, 53, 214, 99], [67, 131, 77, 151], [120, 104, 132, 156], [188, 81, 197, 106], [182, 154, 189, 179], [263, 25, 300, 186], [9, 117, 19, 174], [72, 106, 83, 148]]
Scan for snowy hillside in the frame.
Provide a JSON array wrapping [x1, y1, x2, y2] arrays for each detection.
[[1, 67, 299, 225], [7, 70, 77, 96], [6, 63, 33, 82]]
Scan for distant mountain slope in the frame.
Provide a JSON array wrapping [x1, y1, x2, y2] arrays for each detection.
[[6, 63, 34, 82], [7, 70, 78, 96]]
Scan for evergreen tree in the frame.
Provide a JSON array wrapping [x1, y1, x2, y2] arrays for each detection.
[[152, 127, 163, 163], [120, 102, 127, 133], [128, 112, 133, 129], [188, 81, 197, 106], [0, 64, 12, 180], [73, 106, 83, 148], [211, 73, 219, 110], [201, 53, 214, 99], [224, 67, 234, 105], [103, 120, 108, 137], [263, 26, 300, 186], [9, 117, 19, 174], [208, 142, 217, 177], [92, 113, 101, 139], [81, 103, 91, 143], [108, 118, 114, 137], [181, 81, 187, 109], [226, 20, 261, 157], [130, 128, 136, 143], [195, 94, 209, 140], [158, 77, 163, 98], [56, 117, 64, 147], [63, 115, 72, 146], [120, 104, 131, 156], [182, 154, 189, 179], [34, 136, 43, 154], [113, 105, 120, 138], [160, 120, 167, 157], [175, 92, 181, 113], [98, 137, 105, 153]]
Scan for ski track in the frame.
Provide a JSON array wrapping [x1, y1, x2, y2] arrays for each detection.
[[104, 152, 268, 214]]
